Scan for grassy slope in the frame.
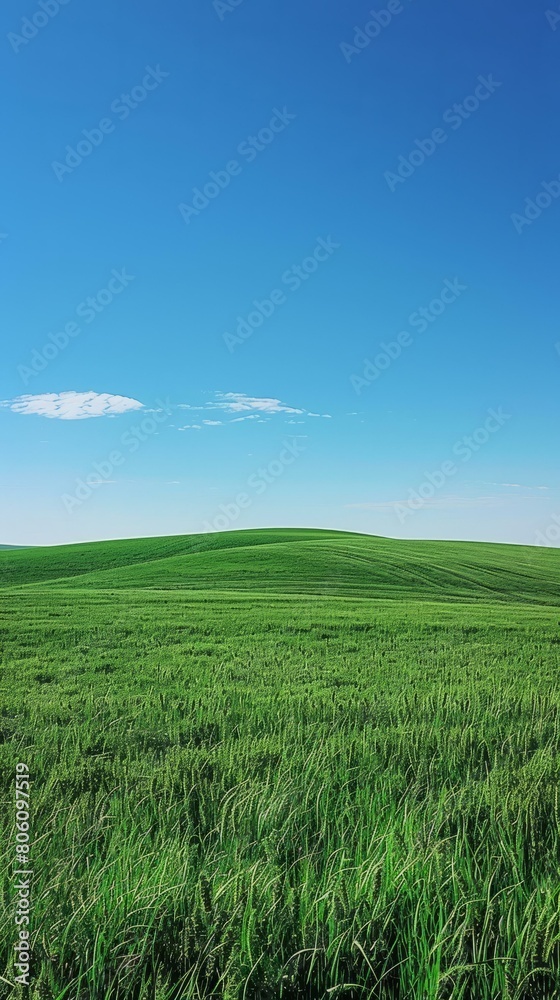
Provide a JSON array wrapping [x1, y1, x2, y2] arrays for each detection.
[[0, 528, 348, 587], [0, 527, 559, 605]]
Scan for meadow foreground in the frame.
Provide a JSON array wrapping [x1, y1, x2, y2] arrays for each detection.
[[1, 529, 559, 999]]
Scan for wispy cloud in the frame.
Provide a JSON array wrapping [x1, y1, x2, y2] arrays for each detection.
[[179, 392, 305, 416], [475, 481, 551, 492], [346, 494, 551, 512], [496, 482, 549, 491], [176, 391, 329, 431], [1, 390, 143, 420], [216, 392, 304, 414]]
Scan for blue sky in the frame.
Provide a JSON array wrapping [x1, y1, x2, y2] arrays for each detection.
[[1, 0, 559, 546]]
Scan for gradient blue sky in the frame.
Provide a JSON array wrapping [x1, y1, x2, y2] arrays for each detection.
[[1, 0, 559, 546]]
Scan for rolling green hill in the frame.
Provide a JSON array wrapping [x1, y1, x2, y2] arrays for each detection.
[[0, 527, 558, 604]]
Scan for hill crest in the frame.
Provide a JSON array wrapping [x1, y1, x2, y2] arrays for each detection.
[[0, 527, 558, 606]]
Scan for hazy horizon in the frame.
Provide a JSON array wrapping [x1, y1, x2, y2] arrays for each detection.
[[2, 523, 556, 551]]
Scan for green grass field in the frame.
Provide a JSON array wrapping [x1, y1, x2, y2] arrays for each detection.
[[1, 528, 560, 999]]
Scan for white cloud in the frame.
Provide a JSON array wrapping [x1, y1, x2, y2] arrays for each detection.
[[178, 424, 202, 431], [203, 419, 223, 426], [214, 392, 303, 415], [231, 414, 262, 423], [2, 391, 143, 420]]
